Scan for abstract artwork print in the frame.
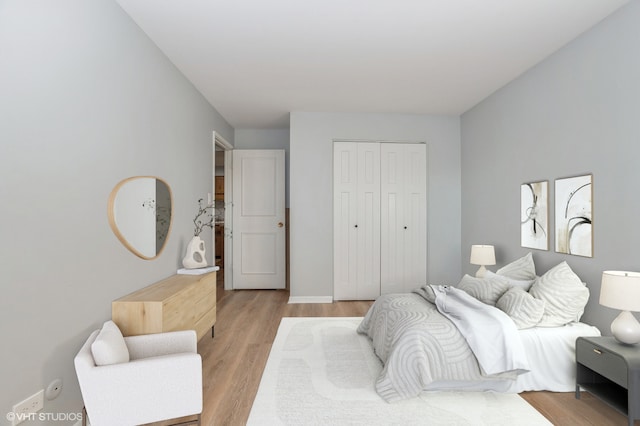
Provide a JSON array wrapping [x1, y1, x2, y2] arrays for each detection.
[[521, 181, 549, 250], [555, 174, 593, 257]]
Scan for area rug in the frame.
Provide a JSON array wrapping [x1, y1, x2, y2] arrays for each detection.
[[247, 317, 552, 426]]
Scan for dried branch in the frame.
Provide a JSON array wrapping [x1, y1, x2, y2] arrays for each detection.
[[193, 198, 214, 237]]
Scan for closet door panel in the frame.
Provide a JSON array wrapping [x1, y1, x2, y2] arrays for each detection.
[[381, 143, 427, 294], [381, 144, 405, 294], [404, 190, 427, 287], [334, 141, 425, 300], [403, 144, 427, 291], [356, 143, 380, 299], [333, 143, 358, 300], [334, 142, 380, 300]]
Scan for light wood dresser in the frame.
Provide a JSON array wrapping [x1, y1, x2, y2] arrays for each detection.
[[112, 272, 216, 341]]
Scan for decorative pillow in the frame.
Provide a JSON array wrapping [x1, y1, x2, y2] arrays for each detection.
[[485, 270, 535, 291], [496, 252, 536, 281], [91, 320, 130, 366], [496, 287, 545, 329], [529, 261, 590, 327], [456, 274, 511, 306]]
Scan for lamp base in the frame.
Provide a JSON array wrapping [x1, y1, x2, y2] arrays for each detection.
[[475, 265, 487, 278], [611, 310, 640, 345]]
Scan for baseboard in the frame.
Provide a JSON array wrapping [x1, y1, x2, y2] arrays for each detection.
[[288, 296, 333, 304]]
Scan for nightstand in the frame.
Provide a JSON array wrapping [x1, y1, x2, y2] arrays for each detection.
[[576, 336, 640, 426]]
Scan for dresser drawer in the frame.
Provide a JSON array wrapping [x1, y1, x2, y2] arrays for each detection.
[[577, 338, 628, 388]]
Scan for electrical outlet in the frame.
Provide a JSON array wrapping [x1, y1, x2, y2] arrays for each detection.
[[11, 390, 43, 425]]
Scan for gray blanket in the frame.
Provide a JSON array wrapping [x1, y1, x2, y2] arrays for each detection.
[[357, 288, 528, 402]]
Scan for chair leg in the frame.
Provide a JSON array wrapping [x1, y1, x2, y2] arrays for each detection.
[[172, 414, 201, 426]]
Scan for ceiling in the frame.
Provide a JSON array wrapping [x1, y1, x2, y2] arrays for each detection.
[[115, 0, 628, 129]]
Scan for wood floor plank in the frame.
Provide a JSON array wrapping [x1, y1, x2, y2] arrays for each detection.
[[149, 284, 634, 426]]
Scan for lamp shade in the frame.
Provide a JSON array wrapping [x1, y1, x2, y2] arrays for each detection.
[[470, 245, 496, 266], [600, 271, 640, 312]]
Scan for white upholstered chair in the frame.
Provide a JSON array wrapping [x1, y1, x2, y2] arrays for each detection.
[[74, 321, 202, 426]]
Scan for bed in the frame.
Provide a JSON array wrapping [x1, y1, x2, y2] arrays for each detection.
[[357, 253, 601, 402]]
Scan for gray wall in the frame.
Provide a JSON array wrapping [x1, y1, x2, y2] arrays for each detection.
[[0, 0, 233, 423], [461, 1, 640, 335], [290, 112, 461, 300]]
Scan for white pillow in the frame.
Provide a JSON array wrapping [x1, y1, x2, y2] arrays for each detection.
[[496, 252, 536, 281], [91, 320, 130, 366], [456, 274, 511, 306], [485, 270, 535, 291], [496, 287, 545, 329], [529, 261, 590, 327]]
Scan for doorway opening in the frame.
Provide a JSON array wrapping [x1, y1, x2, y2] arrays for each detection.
[[213, 131, 233, 299]]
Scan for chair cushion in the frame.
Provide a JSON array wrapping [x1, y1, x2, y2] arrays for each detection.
[[91, 320, 130, 366]]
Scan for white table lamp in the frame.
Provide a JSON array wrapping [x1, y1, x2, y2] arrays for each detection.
[[599, 271, 640, 345], [470, 245, 496, 278]]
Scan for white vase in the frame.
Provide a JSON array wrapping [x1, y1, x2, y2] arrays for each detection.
[[182, 236, 208, 269]]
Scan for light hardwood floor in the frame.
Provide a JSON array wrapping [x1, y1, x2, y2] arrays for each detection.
[[158, 283, 634, 426]]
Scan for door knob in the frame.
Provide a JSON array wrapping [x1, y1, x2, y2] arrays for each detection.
[[278, 222, 284, 228]]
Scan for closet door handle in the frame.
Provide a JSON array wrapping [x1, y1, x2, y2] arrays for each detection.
[[354, 224, 358, 228], [404, 226, 408, 229]]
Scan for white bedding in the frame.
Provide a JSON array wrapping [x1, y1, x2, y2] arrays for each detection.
[[510, 322, 600, 392], [359, 290, 601, 401], [419, 322, 601, 393]]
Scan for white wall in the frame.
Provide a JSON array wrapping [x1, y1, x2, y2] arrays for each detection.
[[0, 1, 233, 423], [460, 1, 640, 334], [290, 112, 461, 299]]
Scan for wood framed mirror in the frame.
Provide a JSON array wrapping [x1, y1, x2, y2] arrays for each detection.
[[107, 176, 173, 260]]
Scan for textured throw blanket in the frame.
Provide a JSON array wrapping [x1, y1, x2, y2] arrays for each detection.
[[430, 285, 529, 377], [357, 286, 530, 402]]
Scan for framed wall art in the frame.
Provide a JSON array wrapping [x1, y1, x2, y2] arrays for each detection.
[[521, 181, 549, 250], [555, 174, 593, 257]]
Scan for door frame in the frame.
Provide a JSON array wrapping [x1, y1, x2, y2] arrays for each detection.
[[213, 131, 234, 290]]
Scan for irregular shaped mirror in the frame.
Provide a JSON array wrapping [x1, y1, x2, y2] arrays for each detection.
[[108, 176, 173, 259]]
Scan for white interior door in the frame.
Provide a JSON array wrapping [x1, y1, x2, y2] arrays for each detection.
[[380, 144, 404, 294], [333, 142, 380, 300], [380, 143, 427, 294], [402, 143, 427, 290], [232, 149, 286, 289], [334, 143, 359, 300]]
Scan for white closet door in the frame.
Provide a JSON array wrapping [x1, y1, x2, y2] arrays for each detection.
[[380, 144, 404, 294], [402, 143, 427, 291], [333, 142, 380, 300], [356, 143, 381, 299], [334, 143, 358, 300], [381, 143, 427, 294]]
